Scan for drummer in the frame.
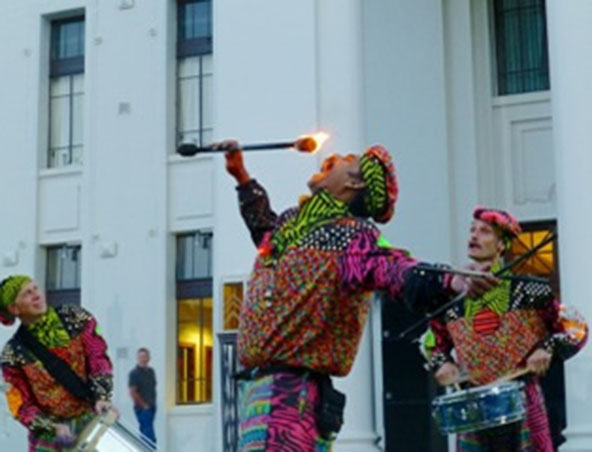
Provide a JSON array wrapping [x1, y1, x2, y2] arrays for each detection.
[[0, 275, 114, 451], [421, 207, 588, 451]]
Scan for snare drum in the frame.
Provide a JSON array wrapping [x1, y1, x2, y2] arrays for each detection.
[[66, 410, 154, 452], [432, 380, 526, 434]]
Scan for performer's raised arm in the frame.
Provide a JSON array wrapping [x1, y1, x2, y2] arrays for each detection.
[[217, 140, 278, 246]]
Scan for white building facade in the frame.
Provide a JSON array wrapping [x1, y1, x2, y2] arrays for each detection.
[[0, 1, 590, 451]]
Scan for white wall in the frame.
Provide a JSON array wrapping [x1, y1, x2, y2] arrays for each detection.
[[363, 0, 453, 262], [547, 2, 592, 450]]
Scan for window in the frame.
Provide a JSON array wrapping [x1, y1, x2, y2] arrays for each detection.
[[49, 17, 85, 168], [222, 281, 243, 331], [509, 220, 558, 291], [493, 0, 550, 95], [176, 231, 213, 404], [46, 244, 82, 306], [178, 0, 212, 57], [177, 0, 213, 149]]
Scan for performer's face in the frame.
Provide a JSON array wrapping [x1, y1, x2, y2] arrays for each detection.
[[308, 153, 365, 201], [468, 219, 505, 262], [9, 281, 48, 321]]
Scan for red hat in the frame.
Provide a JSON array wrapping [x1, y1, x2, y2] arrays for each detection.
[[473, 206, 521, 239]]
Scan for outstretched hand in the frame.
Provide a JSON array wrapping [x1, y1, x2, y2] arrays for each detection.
[[212, 140, 251, 185], [450, 262, 500, 298]]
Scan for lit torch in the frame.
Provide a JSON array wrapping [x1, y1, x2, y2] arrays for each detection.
[[176, 132, 330, 157]]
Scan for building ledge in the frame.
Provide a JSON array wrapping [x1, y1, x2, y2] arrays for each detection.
[[168, 403, 214, 417], [39, 166, 83, 179], [492, 90, 551, 108], [167, 153, 213, 165]]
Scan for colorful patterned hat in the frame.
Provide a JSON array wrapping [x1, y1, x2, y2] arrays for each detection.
[[359, 145, 398, 223], [0, 275, 31, 326], [473, 206, 521, 240]]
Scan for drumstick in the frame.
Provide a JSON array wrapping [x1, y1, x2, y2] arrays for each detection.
[[496, 367, 530, 383], [413, 264, 548, 283]]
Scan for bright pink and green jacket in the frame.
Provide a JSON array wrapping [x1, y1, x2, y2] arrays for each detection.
[[236, 179, 452, 377], [1, 305, 113, 436]]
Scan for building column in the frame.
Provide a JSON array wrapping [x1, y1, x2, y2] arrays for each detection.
[[546, 1, 592, 449], [315, 1, 380, 450]]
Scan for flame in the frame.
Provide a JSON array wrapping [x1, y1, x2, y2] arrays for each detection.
[[311, 132, 330, 151], [295, 132, 330, 153]]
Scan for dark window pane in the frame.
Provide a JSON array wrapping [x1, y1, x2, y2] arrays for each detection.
[[176, 232, 213, 280], [178, 0, 212, 57], [46, 245, 81, 290], [51, 17, 85, 76], [494, 0, 549, 95]]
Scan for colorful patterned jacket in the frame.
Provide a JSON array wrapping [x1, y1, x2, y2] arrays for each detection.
[[237, 180, 452, 376], [421, 262, 588, 385], [1, 305, 113, 436]]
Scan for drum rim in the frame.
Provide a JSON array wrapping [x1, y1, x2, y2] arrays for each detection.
[[432, 380, 525, 404]]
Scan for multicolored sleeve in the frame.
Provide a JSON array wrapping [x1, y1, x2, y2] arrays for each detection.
[[78, 313, 114, 402], [339, 227, 452, 311], [420, 319, 455, 371], [237, 179, 278, 246], [540, 301, 588, 361], [1, 352, 56, 435]]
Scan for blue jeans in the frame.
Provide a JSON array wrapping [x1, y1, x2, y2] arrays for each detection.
[[134, 406, 157, 447]]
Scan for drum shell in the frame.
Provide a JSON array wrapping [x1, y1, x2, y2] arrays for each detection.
[[432, 381, 526, 434], [67, 412, 154, 452]]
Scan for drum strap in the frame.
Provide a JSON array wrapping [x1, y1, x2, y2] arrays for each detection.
[[16, 324, 94, 406]]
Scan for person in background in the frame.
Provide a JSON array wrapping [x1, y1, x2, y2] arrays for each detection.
[[129, 347, 157, 447]]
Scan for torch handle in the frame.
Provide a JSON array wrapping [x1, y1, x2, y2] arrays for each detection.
[[177, 141, 295, 156]]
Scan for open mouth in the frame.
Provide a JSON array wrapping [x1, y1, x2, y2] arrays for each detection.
[[320, 154, 338, 172]]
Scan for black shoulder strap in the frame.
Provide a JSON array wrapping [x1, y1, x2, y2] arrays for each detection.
[[15, 323, 94, 405]]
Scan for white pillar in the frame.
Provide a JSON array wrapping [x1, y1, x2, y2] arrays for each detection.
[[547, 1, 592, 450], [316, 1, 380, 451], [315, 0, 365, 155]]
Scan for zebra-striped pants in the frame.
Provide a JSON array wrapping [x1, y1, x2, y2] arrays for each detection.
[[238, 372, 333, 452]]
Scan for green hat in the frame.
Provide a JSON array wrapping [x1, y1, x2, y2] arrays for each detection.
[[359, 145, 398, 223], [0, 275, 32, 326]]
